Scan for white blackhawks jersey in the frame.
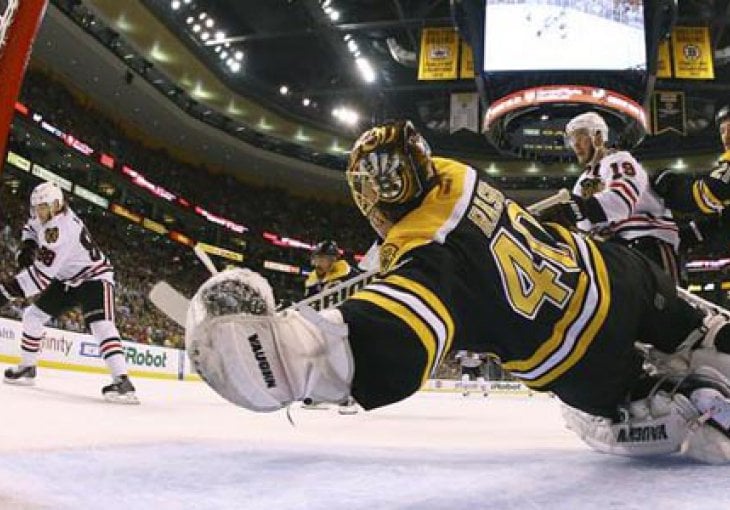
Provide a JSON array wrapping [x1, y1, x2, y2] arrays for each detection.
[[573, 150, 679, 250], [455, 350, 483, 368], [16, 207, 113, 298]]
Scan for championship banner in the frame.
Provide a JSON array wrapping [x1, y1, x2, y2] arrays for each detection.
[[450, 92, 479, 134], [459, 39, 475, 79], [671, 26, 714, 79], [652, 91, 686, 135], [656, 39, 672, 78], [195, 241, 244, 262], [418, 27, 458, 80]]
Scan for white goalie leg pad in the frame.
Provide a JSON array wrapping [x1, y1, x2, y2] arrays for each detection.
[[186, 268, 354, 412], [641, 314, 730, 380], [688, 314, 730, 378], [561, 392, 698, 458]]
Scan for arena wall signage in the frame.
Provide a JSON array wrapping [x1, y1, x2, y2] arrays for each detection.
[[484, 85, 648, 132], [0, 317, 184, 379]]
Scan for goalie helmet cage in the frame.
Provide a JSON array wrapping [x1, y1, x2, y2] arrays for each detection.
[[0, 0, 48, 174]]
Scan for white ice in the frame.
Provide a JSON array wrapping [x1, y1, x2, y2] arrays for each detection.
[[0, 364, 728, 510], [484, 5, 646, 71]]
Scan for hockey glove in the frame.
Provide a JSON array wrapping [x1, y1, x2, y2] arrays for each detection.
[[537, 194, 589, 227], [16, 239, 37, 269], [651, 169, 685, 203], [0, 278, 24, 308]]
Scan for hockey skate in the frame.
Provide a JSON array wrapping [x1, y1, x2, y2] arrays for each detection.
[[3, 365, 36, 386], [301, 397, 329, 410], [102, 375, 139, 404], [338, 396, 358, 415]]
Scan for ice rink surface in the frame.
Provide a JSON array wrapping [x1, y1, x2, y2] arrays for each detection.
[[1, 364, 729, 510]]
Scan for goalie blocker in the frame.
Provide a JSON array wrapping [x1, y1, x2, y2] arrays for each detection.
[[186, 121, 730, 463]]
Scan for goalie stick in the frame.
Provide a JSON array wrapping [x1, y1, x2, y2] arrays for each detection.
[[150, 191, 643, 327], [149, 192, 575, 327], [150, 243, 380, 327]]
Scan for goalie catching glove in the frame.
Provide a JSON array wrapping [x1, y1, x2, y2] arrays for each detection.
[[185, 268, 354, 412]]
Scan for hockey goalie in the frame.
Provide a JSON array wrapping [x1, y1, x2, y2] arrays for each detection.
[[185, 120, 730, 463]]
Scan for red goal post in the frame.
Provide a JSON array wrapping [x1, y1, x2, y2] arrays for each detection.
[[0, 0, 48, 174]]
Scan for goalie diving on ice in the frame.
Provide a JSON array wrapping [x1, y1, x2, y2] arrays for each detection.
[[186, 120, 730, 463]]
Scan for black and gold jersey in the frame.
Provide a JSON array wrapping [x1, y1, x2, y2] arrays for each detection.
[[663, 151, 730, 215], [304, 259, 358, 298], [340, 157, 616, 410]]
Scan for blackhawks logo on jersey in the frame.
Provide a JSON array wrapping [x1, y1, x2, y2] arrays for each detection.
[[44, 227, 59, 244]]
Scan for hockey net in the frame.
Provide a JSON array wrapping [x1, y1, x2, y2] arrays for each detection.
[[0, 0, 47, 172]]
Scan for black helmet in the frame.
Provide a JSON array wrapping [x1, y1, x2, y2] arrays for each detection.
[[313, 240, 339, 258], [715, 105, 730, 127], [346, 120, 435, 225]]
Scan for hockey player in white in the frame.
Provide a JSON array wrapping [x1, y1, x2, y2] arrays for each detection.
[[455, 351, 488, 397], [0, 182, 138, 403], [539, 112, 681, 282]]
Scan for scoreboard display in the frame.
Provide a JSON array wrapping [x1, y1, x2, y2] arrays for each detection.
[[483, 0, 646, 72]]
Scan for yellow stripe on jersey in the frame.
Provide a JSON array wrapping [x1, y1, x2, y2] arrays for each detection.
[[548, 223, 579, 255], [501, 222, 585, 373], [350, 290, 436, 383], [382, 274, 455, 364], [501, 232, 611, 388], [692, 180, 723, 215], [524, 238, 611, 388], [502, 272, 589, 373], [381, 157, 474, 272]]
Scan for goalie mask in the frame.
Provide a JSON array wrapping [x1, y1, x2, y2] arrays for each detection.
[[346, 120, 435, 237]]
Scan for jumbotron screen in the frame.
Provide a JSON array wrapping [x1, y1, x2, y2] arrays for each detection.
[[483, 0, 646, 72]]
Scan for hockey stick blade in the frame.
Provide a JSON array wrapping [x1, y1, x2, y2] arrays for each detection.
[[149, 281, 189, 327]]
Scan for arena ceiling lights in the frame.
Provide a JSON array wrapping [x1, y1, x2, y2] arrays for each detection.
[[174, 1, 242, 74], [321, 1, 376, 84]]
